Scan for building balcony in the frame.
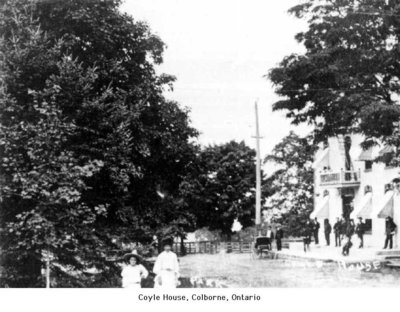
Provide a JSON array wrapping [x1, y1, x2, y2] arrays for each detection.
[[319, 170, 361, 188]]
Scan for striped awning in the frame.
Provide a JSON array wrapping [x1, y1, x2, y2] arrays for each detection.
[[379, 145, 395, 156], [358, 148, 374, 161], [377, 191, 394, 219], [310, 196, 329, 219], [312, 148, 329, 169], [351, 192, 372, 219]]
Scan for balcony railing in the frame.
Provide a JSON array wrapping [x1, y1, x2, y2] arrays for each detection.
[[319, 170, 361, 187]]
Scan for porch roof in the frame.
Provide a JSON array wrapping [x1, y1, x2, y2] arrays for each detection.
[[377, 191, 394, 219], [351, 192, 372, 219], [310, 195, 329, 219], [312, 148, 329, 169]]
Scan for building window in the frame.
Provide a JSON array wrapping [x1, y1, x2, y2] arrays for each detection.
[[384, 153, 395, 168], [384, 183, 394, 193], [364, 219, 372, 234], [365, 161, 372, 171], [378, 145, 396, 168], [393, 178, 400, 193], [364, 185, 372, 194]]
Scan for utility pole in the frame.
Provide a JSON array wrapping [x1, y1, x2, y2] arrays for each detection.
[[45, 232, 51, 288], [252, 100, 262, 226], [45, 254, 50, 288]]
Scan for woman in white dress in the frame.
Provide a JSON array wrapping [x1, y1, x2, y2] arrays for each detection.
[[121, 253, 148, 288], [153, 239, 180, 288]]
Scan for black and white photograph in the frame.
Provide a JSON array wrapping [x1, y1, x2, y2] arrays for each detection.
[[2, 0, 400, 302]]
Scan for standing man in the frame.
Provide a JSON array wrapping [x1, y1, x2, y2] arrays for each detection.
[[324, 219, 332, 246], [153, 238, 180, 288], [313, 218, 320, 245], [275, 225, 284, 251], [333, 218, 342, 247], [355, 217, 365, 249], [342, 220, 355, 256], [339, 217, 346, 244], [384, 217, 397, 249], [303, 220, 313, 253], [266, 226, 274, 250]]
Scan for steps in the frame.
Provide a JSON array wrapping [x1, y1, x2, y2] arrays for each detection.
[[375, 250, 400, 268], [376, 249, 400, 257]]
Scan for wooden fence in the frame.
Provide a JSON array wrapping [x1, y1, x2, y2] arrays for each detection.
[[172, 241, 253, 255], [173, 241, 220, 255], [173, 239, 294, 255], [222, 241, 252, 253]]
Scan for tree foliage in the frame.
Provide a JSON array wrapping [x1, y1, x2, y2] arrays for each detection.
[[269, 0, 400, 146], [0, 0, 197, 287], [180, 141, 257, 238], [263, 132, 316, 237]]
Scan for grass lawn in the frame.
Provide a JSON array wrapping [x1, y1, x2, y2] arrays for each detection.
[[179, 253, 400, 287]]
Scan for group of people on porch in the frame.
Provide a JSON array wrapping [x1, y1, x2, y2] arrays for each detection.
[[302, 216, 397, 256]]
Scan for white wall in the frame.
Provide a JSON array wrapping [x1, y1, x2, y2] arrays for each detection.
[[313, 134, 400, 249]]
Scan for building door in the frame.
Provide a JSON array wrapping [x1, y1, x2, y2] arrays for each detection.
[[341, 188, 355, 220]]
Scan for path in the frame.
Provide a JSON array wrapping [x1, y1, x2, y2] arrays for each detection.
[[179, 252, 400, 287]]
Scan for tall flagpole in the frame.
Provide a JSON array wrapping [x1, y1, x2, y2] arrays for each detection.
[[253, 100, 262, 226]]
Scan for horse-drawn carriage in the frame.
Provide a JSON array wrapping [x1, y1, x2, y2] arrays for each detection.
[[251, 236, 271, 259]]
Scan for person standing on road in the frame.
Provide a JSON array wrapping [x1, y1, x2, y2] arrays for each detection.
[[384, 217, 397, 249], [355, 217, 365, 248], [339, 217, 347, 244], [303, 220, 313, 253], [153, 238, 180, 288], [324, 219, 332, 246], [333, 218, 342, 247], [275, 225, 284, 251], [342, 220, 355, 256], [266, 226, 274, 250], [121, 253, 148, 288], [313, 217, 320, 245]]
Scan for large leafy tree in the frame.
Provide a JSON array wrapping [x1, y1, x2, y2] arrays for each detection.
[[0, 12, 115, 286], [31, 0, 198, 244], [269, 0, 400, 146], [180, 141, 257, 239], [263, 132, 316, 237], [0, 0, 197, 287]]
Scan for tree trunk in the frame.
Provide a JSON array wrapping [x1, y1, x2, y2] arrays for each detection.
[[157, 236, 162, 254], [180, 235, 186, 256]]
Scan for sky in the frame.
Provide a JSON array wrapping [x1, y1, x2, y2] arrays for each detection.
[[121, 0, 310, 167]]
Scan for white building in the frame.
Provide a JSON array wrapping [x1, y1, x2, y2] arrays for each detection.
[[311, 134, 400, 248]]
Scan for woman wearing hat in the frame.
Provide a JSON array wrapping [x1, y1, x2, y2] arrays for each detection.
[[121, 253, 148, 288]]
